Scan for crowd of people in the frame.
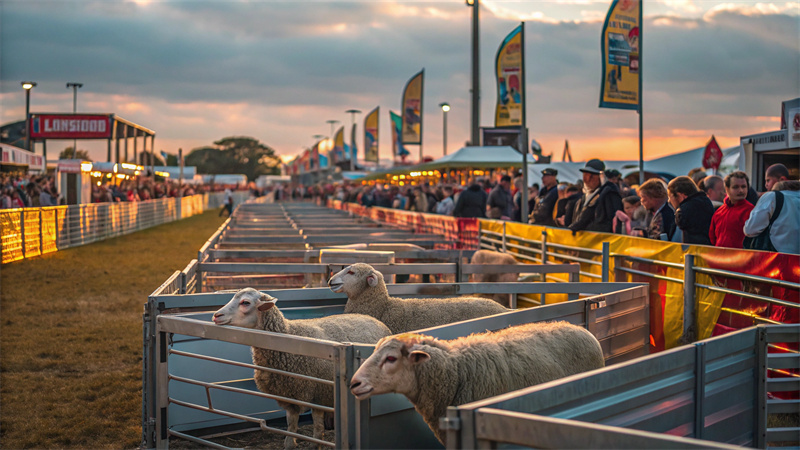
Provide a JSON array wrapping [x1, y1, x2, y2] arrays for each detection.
[[312, 159, 798, 255], [0, 173, 61, 208], [0, 172, 249, 209]]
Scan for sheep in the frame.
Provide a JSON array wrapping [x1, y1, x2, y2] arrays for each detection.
[[349, 321, 605, 444], [328, 263, 509, 334], [212, 287, 392, 450], [469, 249, 521, 306]]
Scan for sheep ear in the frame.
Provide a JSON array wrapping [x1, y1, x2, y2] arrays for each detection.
[[409, 350, 430, 365], [257, 293, 277, 311], [366, 272, 378, 287]]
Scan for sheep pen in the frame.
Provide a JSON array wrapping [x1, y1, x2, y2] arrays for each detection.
[[469, 249, 521, 306], [349, 321, 605, 444], [212, 288, 392, 449], [328, 263, 509, 334]]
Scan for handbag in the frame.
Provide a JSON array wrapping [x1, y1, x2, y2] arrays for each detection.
[[743, 191, 783, 252]]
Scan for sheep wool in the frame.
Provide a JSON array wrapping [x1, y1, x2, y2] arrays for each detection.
[[329, 263, 509, 334], [213, 287, 392, 450], [469, 249, 521, 306], [349, 321, 605, 445]]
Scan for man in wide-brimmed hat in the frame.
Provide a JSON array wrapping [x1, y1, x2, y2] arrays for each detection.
[[568, 159, 623, 233]]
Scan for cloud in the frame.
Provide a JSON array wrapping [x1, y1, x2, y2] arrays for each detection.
[[0, 0, 797, 164]]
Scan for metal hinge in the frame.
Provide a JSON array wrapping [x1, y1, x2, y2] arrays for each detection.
[[588, 296, 607, 310], [439, 417, 461, 431]]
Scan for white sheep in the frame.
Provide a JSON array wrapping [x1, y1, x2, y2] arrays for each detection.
[[328, 263, 509, 334], [349, 321, 605, 444], [212, 287, 392, 449], [469, 249, 521, 306]]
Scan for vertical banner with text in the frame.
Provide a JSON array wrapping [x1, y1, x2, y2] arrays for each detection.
[[599, 0, 641, 110], [391, 110, 409, 161], [332, 126, 345, 164], [364, 106, 379, 162], [401, 69, 424, 144], [495, 24, 523, 128]]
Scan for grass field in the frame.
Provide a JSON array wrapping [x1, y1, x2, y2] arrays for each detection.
[[0, 209, 228, 449]]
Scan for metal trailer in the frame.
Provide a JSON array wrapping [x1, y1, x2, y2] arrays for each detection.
[[142, 281, 649, 449], [445, 324, 799, 449]]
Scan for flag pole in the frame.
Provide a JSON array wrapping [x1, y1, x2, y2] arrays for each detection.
[[638, 1, 644, 187], [519, 22, 529, 223]]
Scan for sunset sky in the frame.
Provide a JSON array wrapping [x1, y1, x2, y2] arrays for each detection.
[[1, 0, 798, 165]]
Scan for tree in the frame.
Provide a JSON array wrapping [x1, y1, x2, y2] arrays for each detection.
[[185, 136, 280, 181], [59, 147, 92, 161]]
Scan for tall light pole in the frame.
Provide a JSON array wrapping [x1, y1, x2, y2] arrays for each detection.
[[467, 0, 480, 146], [345, 109, 361, 172], [66, 82, 83, 159], [439, 102, 450, 156], [21, 81, 37, 151]]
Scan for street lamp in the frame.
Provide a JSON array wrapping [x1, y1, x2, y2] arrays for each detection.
[[467, 0, 480, 146], [66, 82, 83, 159], [345, 109, 361, 171], [21, 81, 37, 151], [439, 103, 450, 156]]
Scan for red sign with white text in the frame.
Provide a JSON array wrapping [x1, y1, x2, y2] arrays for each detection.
[[30, 114, 112, 139]]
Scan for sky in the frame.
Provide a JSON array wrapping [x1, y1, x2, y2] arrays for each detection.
[[1, 0, 798, 166]]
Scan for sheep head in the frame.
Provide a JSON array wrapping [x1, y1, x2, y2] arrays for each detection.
[[349, 334, 433, 401], [328, 263, 384, 297], [212, 287, 277, 328]]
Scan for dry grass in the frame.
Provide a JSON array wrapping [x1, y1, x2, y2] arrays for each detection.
[[0, 210, 228, 449]]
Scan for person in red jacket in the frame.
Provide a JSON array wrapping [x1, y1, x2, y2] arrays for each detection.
[[709, 171, 754, 248]]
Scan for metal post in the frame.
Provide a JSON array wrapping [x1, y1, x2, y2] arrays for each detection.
[[469, 0, 480, 146], [38, 210, 43, 255], [682, 254, 697, 344], [540, 230, 547, 264], [692, 342, 706, 441], [155, 330, 170, 449], [501, 222, 507, 252], [66, 82, 83, 158], [601, 241, 610, 282], [754, 326, 767, 449], [21, 81, 36, 151]]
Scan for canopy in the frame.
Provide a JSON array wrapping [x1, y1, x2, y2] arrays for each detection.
[[362, 146, 523, 181]]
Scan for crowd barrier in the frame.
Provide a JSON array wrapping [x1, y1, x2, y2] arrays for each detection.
[[329, 200, 479, 249], [0, 191, 248, 264], [329, 202, 798, 352]]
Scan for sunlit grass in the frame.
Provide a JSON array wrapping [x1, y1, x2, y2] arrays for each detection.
[[0, 210, 227, 449]]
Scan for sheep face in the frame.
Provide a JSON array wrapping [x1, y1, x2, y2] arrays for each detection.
[[328, 263, 382, 296], [212, 287, 276, 328], [349, 337, 429, 401]]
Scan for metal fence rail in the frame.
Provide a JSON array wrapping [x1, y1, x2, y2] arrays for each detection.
[[1, 191, 248, 264], [446, 324, 799, 449], [143, 282, 649, 449]]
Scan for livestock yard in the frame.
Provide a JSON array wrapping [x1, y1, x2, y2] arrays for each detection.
[[144, 200, 798, 449], [1, 199, 797, 450]]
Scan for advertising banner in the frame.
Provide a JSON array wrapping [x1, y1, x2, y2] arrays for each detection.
[[401, 69, 424, 144], [788, 107, 800, 147], [391, 111, 409, 159], [349, 123, 358, 161], [332, 126, 345, 163], [30, 114, 112, 139], [364, 107, 379, 162], [599, 0, 641, 110], [495, 24, 523, 128]]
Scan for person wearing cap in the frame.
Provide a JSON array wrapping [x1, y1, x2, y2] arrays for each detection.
[[530, 167, 559, 226], [568, 159, 623, 233]]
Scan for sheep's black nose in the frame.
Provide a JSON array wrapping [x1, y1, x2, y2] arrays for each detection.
[[350, 381, 361, 390]]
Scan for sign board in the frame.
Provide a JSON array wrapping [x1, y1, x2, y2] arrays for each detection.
[[30, 114, 112, 140], [481, 127, 528, 153], [788, 107, 800, 147]]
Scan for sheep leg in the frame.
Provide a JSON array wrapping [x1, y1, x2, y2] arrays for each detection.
[[311, 408, 325, 449], [284, 409, 299, 450]]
